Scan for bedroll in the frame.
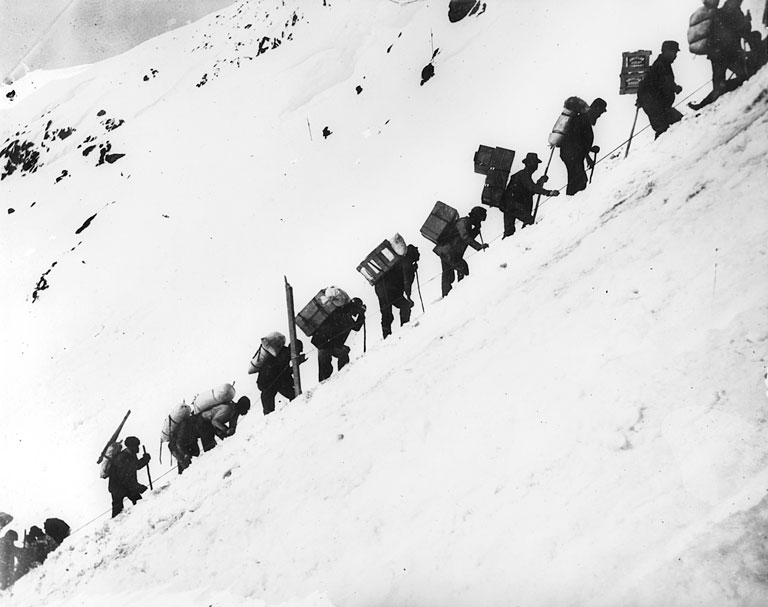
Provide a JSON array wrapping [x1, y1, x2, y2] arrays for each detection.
[[99, 441, 122, 479], [688, 6, 715, 55], [548, 96, 589, 147], [190, 383, 236, 415], [160, 403, 193, 443]]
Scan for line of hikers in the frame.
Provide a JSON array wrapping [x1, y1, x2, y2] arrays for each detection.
[[638, 1, 767, 139], [107, 1, 768, 510], [0, 513, 70, 591], [11, 0, 765, 573]]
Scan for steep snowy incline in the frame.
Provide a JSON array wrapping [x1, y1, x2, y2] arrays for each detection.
[[5, 59, 768, 607], [1, 0, 713, 525], [1, 0, 767, 604]]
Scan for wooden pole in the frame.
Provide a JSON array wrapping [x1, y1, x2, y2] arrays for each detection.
[[142, 446, 153, 490], [624, 106, 641, 159], [415, 269, 425, 313], [284, 277, 302, 397], [533, 146, 555, 223]]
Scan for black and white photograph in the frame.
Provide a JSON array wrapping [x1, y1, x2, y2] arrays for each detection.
[[1, 0, 768, 605]]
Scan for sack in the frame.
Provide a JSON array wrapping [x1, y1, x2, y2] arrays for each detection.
[[261, 332, 286, 357], [688, 7, 715, 55], [548, 97, 589, 147], [0, 512, 12, 529], [190, 383, 236, 415], [160, 403, 193, 443], [296, 286, 351, 336], [99, 441, 122, 479], [43, 518, 70, 545], [420, 201, 459, 244]]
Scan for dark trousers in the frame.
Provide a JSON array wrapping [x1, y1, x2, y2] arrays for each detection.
[[376, 291, 412, 338], [502, 204, 533, 238], [641, 101, 683, 138], [194, 417, 217, 452], [260, 380, 296, 415], [317, 345, 350, 381], [695, 55, 745, 109], [110, 486, 140, 518], [562, 156, 588, 196], [441, 258, 469, 297]]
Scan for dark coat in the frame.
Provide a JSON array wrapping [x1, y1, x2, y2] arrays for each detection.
[[108, 448, 148, 499], [637, 56, 679, 109], [256, 345, 294, 391], [503, 169, 552, 218], [311, 303, 365, 350], [375, 257, 417, 302], [559, 112, 594, 163], [0, 535, 19, 589], [434, 216, 483, 263], [712, 1, 751, 58]]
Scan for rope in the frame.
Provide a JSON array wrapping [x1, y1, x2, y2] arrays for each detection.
[[58, 74, 723, 542]]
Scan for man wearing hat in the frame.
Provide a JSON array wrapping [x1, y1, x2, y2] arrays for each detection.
[[501, 152, 560, 238], [559, 97, 607, 196], [108, 436, 151, 517], [637, 40, 684, 138]]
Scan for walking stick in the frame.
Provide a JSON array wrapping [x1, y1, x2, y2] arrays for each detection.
[[625, 106, 641, 158], [362, 317, 367, 353], [533, 146, 556, 223], [589, 150, 597, 184], [143, 446, 153, 491], [415, 268, 425, 313]]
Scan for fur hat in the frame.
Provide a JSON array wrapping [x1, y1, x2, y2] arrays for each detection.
[[124, 436, 140, 450]]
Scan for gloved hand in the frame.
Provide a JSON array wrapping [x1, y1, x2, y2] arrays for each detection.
[[481, 243, 490, 250], [549, 190, 560, 197], [590, 145, 600, 154], [140, 453, 151, 466], [536, 175, 549, 185], [675, 84, 683, 94]]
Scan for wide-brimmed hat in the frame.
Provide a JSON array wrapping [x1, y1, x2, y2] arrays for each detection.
[[523, 152, 541, 165]]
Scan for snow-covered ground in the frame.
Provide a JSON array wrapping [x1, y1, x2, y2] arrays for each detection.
[[0, 0, 235, 82], [1, 0, 767, 605]]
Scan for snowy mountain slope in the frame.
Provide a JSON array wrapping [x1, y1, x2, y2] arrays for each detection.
[[1, 0, 768, 604], [0, 0, 236, 82]]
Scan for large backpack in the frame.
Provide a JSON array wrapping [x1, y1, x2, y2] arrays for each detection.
[[160, 403, 193, 444], [420, 201, 460, 245], [0, 513, 12, 530], [295, 286, 351, 337], [43, 518, 70, 545], [99, 441, 122, 479], [189, 383, 236, 415], [688, 6, 716, 55], [548, 96, 589, 147]]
